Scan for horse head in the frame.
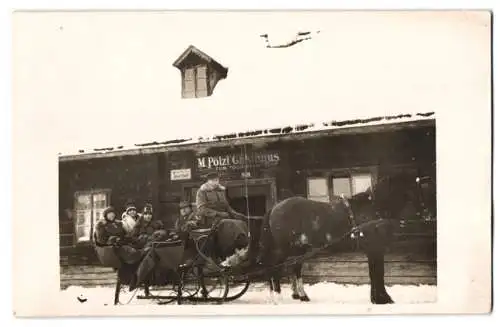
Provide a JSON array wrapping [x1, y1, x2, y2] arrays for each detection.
[[333, 190, 377, 228]]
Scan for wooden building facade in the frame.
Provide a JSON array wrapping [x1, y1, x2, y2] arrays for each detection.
[[58, 116, 437, 289]]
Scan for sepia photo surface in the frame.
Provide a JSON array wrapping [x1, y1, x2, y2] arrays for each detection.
[[12, 10, 492, 317]]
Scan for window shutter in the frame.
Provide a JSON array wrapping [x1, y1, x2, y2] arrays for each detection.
[[183, 68, 196, 98], [92, 193, 107, 225], [196, 65, 208, 97], [75, 194, 92, 242]]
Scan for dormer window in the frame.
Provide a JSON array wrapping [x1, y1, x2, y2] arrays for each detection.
[[173, 45, 228, 99], [183, 65, 208, 98]]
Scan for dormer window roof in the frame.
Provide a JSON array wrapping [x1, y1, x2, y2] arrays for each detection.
[[173, 45, 228, 99]]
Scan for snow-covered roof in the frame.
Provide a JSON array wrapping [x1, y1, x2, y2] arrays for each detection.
[[21, 11, 486, 158], [58, 112, 435, 161]]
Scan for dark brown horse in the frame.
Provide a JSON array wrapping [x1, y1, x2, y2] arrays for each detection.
[[258, 172, 427, 304]]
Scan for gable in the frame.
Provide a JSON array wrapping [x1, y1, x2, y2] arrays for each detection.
[[173, 45, 228, 98]]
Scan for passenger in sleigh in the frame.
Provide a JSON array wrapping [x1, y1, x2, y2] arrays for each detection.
[[130, 204, 168, 249], [94, 206, 143, 265], [121, 202, 140, 236], [175, 201, 202, 234], [128, 204, 181, 291]]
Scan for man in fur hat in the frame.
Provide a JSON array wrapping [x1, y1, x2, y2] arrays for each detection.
[[195, 173, 253, 268], [175, 201, 201, 233], [196, 172, 247, 227]]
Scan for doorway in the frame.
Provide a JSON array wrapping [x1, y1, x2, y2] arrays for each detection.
[[229, 194, 267, 216], [225, 180, 275, 217]]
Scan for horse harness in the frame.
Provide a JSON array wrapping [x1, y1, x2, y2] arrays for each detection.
[[338, 194, 365, 240]]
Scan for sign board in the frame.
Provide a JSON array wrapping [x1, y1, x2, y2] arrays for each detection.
[[170, 168, 192, 181], [196, 151, 280, 173]]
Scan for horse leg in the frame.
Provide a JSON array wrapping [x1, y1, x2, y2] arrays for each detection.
[[267, 269, 282, 304], [293, 263, 310, 302], [291, 274, 300, 300], [367, 250, 393, 304], [273, 271, 284, 302], [268, 277, 278, 304]]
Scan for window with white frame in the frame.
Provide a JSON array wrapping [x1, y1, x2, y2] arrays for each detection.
[[332, 173, 373, 198], [74, 190, 110, 243], [306, 171, 375, 203], [182, 65, 209, 98], [306, 177, 330, 203]]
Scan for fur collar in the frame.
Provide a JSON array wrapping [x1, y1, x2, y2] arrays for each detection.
[[200, 182, 226, 192]]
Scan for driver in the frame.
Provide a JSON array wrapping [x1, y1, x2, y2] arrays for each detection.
[[195, 172, 253, 268], [195, 172, 247, 227]]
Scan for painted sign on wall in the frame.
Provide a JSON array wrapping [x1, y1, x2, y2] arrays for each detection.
[[170, 168, 192, 181], [196, 151, 280, 173]]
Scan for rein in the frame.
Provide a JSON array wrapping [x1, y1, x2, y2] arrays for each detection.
[[228, 224, 368, 279]]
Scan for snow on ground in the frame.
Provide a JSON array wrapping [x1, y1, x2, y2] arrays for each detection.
[[62, 282, 436, 306]]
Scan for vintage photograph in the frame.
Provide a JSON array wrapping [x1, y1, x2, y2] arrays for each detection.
[[12, 9, 491, 316]]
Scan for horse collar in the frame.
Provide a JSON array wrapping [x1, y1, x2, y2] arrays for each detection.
[[340, 195, 357, 228]]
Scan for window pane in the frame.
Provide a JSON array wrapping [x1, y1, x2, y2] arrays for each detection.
[[184, 79, 195, 92], [196, 66, 207, 78], [76, 210, 91, 226], [196, 80, 207, 92], [94, 209, 104, 222], [307, 178, 328, 197], [92, 193, 107, 209], [352, 174, 372, 195], [75, 194, 92, 210], [196, 89, 208, 97], [196, 66, 207, 92], [184, 68, 195, 81], [182, 90, 195, 98], [93, 193, 107, 209], [333, 177, 351, 198], [76, 225, 91, 242]]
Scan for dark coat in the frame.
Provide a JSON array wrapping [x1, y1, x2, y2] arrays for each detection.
[[130, 217, 164, 248], [94, 219, 127, 245], [175, 211, 200, 233]]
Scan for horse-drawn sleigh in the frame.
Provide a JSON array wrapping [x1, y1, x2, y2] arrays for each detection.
[[94, 225, 253, 305], [94, 172, 435, 305]]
